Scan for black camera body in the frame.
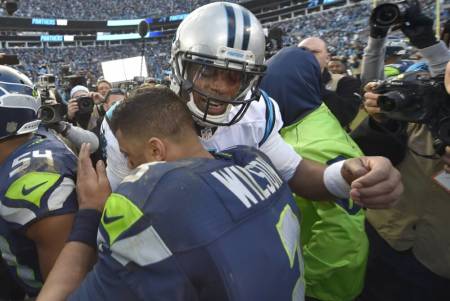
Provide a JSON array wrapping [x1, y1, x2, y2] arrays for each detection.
[[371, 0, 421, 29], [38, 104, 67, 125], [375, 72, 450, 153], [76, 96, 94, 115]]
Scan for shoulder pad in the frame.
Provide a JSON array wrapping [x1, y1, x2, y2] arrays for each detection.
[[99, 160, 202, 246]]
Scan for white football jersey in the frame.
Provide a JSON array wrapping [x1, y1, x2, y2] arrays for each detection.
[[102, 93, 302, 190]]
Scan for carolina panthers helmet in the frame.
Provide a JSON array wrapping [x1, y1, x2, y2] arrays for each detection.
[[0, 65, 40, 141], [171, 2, 266, 126]]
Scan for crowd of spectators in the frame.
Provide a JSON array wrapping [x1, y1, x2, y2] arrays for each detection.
[[4, 39, 172, 82], [11, 0, 239, 20], [276, 0, 437, 58], [2, 0, 441, 83]]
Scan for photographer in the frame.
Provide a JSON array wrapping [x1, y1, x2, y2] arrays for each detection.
[[67, 85, 103, 130], [299, 37, 362, 129], [96, 79, 112, 97], [353, 3, 450, 300]]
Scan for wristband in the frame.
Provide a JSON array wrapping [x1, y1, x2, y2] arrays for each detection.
[[67, 209, 102, 248], [323, 161, 350, 199]]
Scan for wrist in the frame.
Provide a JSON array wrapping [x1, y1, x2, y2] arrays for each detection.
[[67, 209, 102, 248], [78, 195, 106, 212], [323, 161, 350, 199]]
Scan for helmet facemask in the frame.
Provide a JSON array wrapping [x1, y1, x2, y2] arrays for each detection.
[[173, 50, 265, 127]]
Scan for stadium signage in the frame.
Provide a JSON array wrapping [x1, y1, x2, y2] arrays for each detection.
[[40, 35, 63, 42], [107, 19, 143, 26], [96, 31, 162, 41], [32, 18, 56, 26]]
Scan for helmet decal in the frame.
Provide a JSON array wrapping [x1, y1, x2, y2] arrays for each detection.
[[225, 4, 236, 49]]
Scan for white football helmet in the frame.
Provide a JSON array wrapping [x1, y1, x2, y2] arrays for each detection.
[[171, 2, 266, 126]]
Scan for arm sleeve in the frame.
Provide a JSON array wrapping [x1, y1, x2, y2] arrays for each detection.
[[360, 37, 387, 85], [419, 41, 450, 77], [258, 96, 302, 182], [259, 131, 302, 182]]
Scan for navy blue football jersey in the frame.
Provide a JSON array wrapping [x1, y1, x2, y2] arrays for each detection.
[[0, 130, 78, 295], [70, 146, 304, 301]]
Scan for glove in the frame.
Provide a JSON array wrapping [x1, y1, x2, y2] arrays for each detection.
[[46, 121, 70, 136], [369, 18, 389, 39], [401, 14, 437, 49], [370, 25, 390, 39]]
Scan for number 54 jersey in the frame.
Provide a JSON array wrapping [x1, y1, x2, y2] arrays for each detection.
[[0, 131, 78, 295]]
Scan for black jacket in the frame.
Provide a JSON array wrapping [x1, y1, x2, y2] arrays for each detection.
[[321, 70, 362, 128]]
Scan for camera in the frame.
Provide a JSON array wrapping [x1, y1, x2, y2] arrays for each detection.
[[371, 0, 421, 29], [59, 65, 87, 102], [76, 96, 94, 115], [375, 72, 450, 154], [36, 74, 57, 103], [1, 0, 19, 15], [38, 103, 67, 124]]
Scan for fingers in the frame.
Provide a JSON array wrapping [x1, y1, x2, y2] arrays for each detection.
[[364, 81, 379, 92], [362, 92, 384, 122], [77, 143, 94, 177], [67, 100, 79, 119], [341, 158, 369, 184], [349, 156, 403, 209], [90, 92, 104, 104], [363, 92, 379, 108], [352, 167, 402, 201], [351, 182, 403, 209], [96, 160, 109, 184], [96, 160, 112, 194], [351, 156, 392, 188]]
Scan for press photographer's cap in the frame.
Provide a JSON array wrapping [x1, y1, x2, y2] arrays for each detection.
[[70, 85, 89, 98]]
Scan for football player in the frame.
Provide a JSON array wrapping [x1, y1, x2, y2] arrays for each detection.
[[103, 2, 403, 209], [39, 87, 304, 300], [0, 66, 78, 297]]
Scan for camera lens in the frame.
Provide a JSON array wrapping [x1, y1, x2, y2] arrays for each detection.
[[378, 95, 396, 111], [38, 106, 55, 123], [80, 99, 89, 109], [76, 97, 94, 114], [373, 4, 400, 26]]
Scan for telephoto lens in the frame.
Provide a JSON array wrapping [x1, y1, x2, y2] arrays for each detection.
[[372, 3, 400, 27]]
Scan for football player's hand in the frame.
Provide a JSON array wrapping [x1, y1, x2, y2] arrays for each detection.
[[343, 156, 403, 209], [443, 146, 450, 173], [76, 143, 111, 212]]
